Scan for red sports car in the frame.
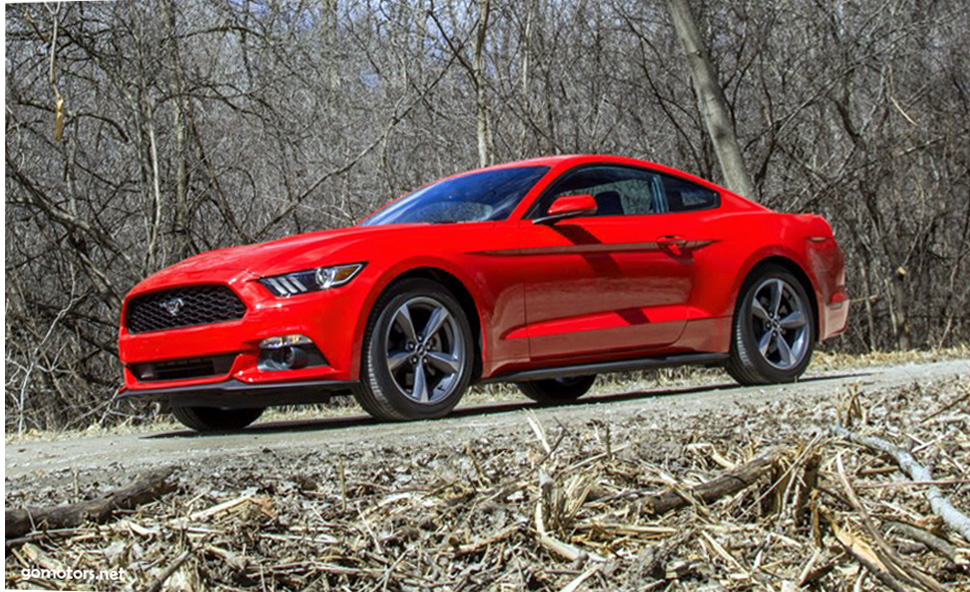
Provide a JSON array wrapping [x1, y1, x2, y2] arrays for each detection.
[[118, 155, 848, 431]]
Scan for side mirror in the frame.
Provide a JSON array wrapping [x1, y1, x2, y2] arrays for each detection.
[[533, 194, 598, 224]]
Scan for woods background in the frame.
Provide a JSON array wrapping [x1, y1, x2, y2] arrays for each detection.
[[5, 0, 970, 431]]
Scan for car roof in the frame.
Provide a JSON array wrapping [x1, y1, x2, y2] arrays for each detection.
[[472, 154, 694, 177]]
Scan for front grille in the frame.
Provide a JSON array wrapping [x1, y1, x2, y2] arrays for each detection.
[[130, 354, 237, 382], [125, 285, 246, 333]]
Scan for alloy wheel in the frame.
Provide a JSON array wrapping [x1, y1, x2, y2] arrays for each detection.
[[384, 296, 465, 404], [750, 278, 810, 370]]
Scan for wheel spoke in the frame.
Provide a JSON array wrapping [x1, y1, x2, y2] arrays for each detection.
[[758, 331, 773, 356], [422, 307, 449, 341], [393, 304, 418, 343], [779, 310, 806, 329], [426, 351, 460, 375], [385, 297, 465, 405], [412, 359, 429, 403], [751, 298, 770, 321], [776, 335, 793, 366], [770, 279, 783, 317], [386, 350, 410, 372]]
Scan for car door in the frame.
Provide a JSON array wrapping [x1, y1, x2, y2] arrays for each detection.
[[516, 164, 699, 362]]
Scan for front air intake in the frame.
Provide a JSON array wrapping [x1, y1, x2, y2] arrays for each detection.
[[130, 354, 237, 381]]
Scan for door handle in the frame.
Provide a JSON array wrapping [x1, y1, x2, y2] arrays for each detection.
[[657, 235, 688, 255]]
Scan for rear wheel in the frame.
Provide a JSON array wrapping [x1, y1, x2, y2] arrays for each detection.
[[516, 375, 596, 404], [353, 279, 474, 421], [171, 406, 264, 433], [726, 265, 815, 385]]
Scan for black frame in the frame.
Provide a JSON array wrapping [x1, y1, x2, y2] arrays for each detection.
[[524, 163, 722, 220]]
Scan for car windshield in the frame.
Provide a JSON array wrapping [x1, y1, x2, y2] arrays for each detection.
[[361, 166, 549, 225]]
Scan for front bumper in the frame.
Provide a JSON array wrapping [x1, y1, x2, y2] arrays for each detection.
[[119, 268, 366, 401]]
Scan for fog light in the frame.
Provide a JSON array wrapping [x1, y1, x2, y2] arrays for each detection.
[[257, 335, 327, 372], [259, 334, 312, 349], [270, 346, 308, 370]]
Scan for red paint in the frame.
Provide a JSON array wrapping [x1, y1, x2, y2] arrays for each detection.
[[546, 193, 598, 217], [118, 154, 848, 394]]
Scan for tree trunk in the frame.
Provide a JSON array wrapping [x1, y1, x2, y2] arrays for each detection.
[[323, 0, 338, 92], [893, 266, 911, 350], [518, 0, 537, 151], [473, 0, 492, 168], [164, 0, 190, 261], [666, 0, 756, 199]]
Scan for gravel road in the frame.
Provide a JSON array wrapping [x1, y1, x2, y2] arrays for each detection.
[[6, 359, 967, 483]]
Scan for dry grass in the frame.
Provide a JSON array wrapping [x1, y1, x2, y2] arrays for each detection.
[[5, 370, 969, 591], [811, 345, 970, 370]]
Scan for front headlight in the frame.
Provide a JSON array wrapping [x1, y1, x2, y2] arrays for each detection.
[[259, 263, 365, 297]]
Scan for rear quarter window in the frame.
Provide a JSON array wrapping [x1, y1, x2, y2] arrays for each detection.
[[661, 175, 719, 212]]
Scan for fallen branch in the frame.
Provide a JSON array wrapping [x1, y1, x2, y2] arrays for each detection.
[[3, 527, 83, 549], [882, 521, 966, 566], [558, 564, 600, 592], [535, 469, 606, 563], [835, 454, 944, 592], [5, 467, 176, 539], [144, 549, 191, 592], [452, 524, 520, 555], [920, 387, 970, 424], [639, 447, 786, 516], [832, 425, 970, 543], [535, 498, 606, 563], [829, 517, 914, 592], [797, 549, 835, 587]]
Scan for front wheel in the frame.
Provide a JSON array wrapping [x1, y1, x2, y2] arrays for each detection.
[[171, 406, 264, 433], [516, 375, 596, 404], [726, 265, 816, 385], [353, 279, 475, 421]]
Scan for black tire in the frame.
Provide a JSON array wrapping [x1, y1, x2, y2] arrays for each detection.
[[171, 406, 264, 432], [353, 278, 475, 421], [726, 264, 816, 385], [516, 375, 596, 404]]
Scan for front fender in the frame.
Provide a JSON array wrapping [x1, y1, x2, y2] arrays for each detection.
[[349, 256, 489, 380]]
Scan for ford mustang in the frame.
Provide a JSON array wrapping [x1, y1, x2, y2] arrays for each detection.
[[118, 155, 848, 431]]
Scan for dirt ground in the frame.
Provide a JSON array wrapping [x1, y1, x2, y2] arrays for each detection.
[[5, 358, 970, 591]]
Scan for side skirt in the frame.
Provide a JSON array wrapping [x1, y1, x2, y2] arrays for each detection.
[[482, 352, 728, 384]]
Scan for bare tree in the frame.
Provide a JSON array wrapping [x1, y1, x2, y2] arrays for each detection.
[[666, 0, 756, 199], [473, 0, 493, 167], [5, 0, 970, 430]]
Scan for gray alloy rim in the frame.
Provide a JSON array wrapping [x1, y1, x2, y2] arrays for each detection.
[[384, 296, 465, 404], [750, 278, 810, 370]]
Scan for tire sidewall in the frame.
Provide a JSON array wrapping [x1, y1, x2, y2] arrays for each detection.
[[365, 280, 474, 419], [735, 267, 816, 382]]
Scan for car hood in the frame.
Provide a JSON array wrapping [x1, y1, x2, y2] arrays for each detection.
[[161, 224, 428, 278]]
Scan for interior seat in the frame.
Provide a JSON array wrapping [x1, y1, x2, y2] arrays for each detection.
[[595, 191, 624, 216], [665, 189, 684, 212]]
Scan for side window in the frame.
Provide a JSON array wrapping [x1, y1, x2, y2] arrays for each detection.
[[660, 175, 719, 212], [533, 166, 663, 218]]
